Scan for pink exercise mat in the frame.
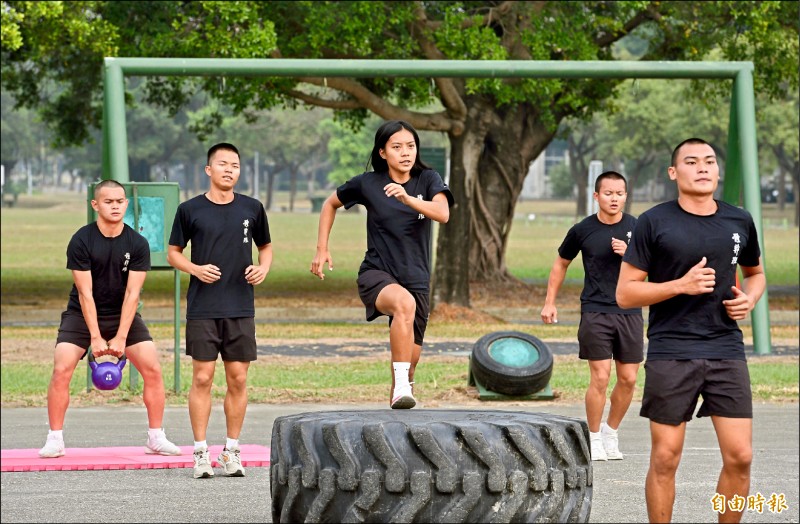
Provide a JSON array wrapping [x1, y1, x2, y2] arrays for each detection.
[[0, 444, 270, 472]]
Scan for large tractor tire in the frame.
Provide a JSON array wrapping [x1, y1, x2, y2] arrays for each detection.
[[470, 331, 554, 396], [271, 410, 592, 523]]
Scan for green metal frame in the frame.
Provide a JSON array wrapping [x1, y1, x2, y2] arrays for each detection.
[[85, 182, 181, 392], [101, 58, 771, 356]]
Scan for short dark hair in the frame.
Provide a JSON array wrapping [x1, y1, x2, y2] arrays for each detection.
[[93, 179, 126, 199], [671, 138, 712, 167], [367, 120, 431, 175], [594, 171, 627, 193], [207, 143, 240, 166]]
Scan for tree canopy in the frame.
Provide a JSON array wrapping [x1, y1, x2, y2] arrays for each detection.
[[3, 0, 798, 306]]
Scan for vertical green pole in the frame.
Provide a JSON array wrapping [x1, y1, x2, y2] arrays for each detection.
[[129, 185, 141, 390], [87, 187, 94, 391], [103, 60, 130, 182], [735, 68, 771, 355], [102, 94, 109, 181], [723, 88, 742, 205], [174, 269, 181, 393]]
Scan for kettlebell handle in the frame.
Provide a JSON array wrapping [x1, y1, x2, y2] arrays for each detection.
[[88, 351, 127, 368]]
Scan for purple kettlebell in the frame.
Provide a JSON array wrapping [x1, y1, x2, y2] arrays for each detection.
[[88, 352, 126, 390]]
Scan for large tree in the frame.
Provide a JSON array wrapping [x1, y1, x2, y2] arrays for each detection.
[[3, 1, 797, 307], [757, 94, 800, 226], [589, 78, 730, 209], [0, 90, 42, 181]]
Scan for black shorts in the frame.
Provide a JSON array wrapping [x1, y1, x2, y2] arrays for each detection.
[[577, 311, 644, 362], [56, 310, 152, 359], [186, 318, 258, 362], [357, 269, 430, 346], [640, 359, 752, 425]]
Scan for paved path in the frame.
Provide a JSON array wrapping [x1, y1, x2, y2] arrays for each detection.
[[1, 297, 797, 522], [254, 339, 799, 358], [2, 403, 797, 523]]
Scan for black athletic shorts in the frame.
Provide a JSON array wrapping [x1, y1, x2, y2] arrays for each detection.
[[577, 311, 644, 362], [357, 269, 430, 346], [640, 359, 753, 425], [185, 318, 258, 362], [55, 310, 153, 359]]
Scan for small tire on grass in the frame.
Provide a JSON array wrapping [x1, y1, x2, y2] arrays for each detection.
[[470, 331, 554, 396], [270, 410, 592, 523]]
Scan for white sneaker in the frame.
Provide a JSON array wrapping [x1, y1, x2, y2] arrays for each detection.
[[590, 432, 607, 461], [391, 385, 416, 409], [145, 430, 182, 456], [39, 434, 65, 458], [217, 447, 245, 477], [601, 423, 623, 460], [193, 447, 214, 479]]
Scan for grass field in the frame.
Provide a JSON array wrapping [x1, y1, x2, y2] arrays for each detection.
[[1, 354, 797, 407], [1, 191, 797, 407], [2, 191, 798, 305]]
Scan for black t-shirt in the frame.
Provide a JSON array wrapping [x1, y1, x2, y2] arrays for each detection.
[[337, 169, 454, 291], [623, 200, 761, 360], [169, 193, 271, 319], [558, 213, 641, 314], [66, 222, 151, 316]]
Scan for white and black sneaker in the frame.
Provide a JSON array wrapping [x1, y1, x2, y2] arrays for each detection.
[[217, 447, 245, 477], [391, 385, 416, 409], [193, 447, 214, 479]]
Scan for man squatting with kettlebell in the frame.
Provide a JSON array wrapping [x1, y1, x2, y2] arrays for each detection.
[[39, 180, 181, 458]]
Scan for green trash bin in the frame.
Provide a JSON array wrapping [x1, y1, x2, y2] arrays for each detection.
[[310, 196, 326, 212]]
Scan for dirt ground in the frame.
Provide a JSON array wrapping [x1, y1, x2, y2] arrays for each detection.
[[3, 323, 797, 410], [2, 280, 796, 408]]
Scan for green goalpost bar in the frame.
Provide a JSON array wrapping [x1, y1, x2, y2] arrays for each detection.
[[101, 58, 771, 356]]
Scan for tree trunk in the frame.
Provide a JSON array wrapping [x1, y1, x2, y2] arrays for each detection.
[[793, 175, 800, 227], [790, 167, 800, 227], [468, 102, 553, 282], [777, 167, 787, 211], [625, 170, 638, 214], [129, 158, 151, 182], [568, 141, 589, 218], [188, 162, 203, 200], [576, 177, 589, 219], [624, 157, 653, 214], [771, 145, 799, 226], [433, 98, 554, 306], [432, 132, 472, 307], [68, 170, 78, 192], [266, 169, 277, 211], [289, 165, 298, 212], [306, 170, 315, 200]]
